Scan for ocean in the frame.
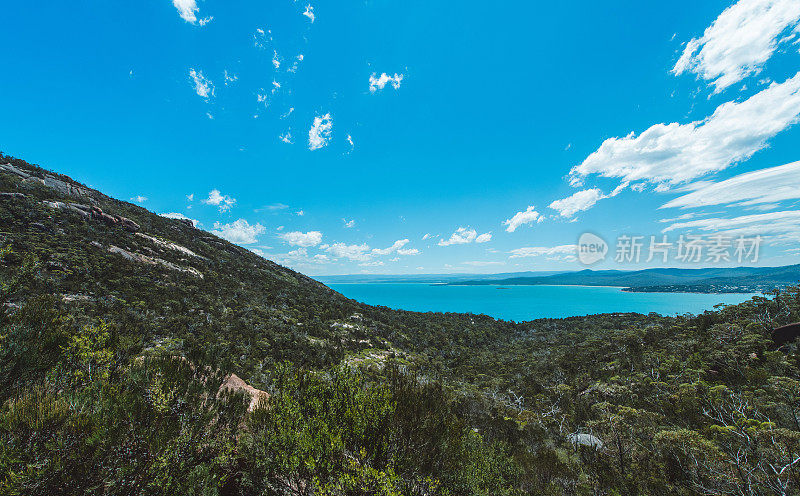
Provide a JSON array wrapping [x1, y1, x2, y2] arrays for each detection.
[[328, 283, 760, 322]]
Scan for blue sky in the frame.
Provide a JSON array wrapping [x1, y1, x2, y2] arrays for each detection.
[[2, 0, 800, 275]]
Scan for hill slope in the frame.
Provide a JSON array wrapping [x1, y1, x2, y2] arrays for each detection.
[[1, 154, 800, 495]]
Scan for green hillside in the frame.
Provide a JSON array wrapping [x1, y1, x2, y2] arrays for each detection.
[[1, 154, 799, 495]]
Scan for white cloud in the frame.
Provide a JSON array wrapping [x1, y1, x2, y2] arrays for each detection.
[[253, 28, 271, 50], [322, 242, 371, 261], [202, 189, 236, 212], [276, 248, 330, 266], [198, 16, 213, 26], [369, 73, 404, 93], [422, 233, 431, 240], [509, 244, 578, 259], [397, 248, 420, 256], [279, 131, 293, 144], [212, 219, 266, 244], [343, 218, 355, 228], [288, 55, 304, 73], [272, 50, 281, 70], [130, 195, 147, 203], [503, 206, 543, 232], [548, 189, 604, 218], [186, 194, 194, 202], [673, 0, 800, 92], [189, 69, 214, 99], [372, 239, 409, 256], [437, 227, 490, 246], [280, 231, 323, 247], [159, 212, 199, 227], [346, 134, 354, 152], [662, 160, 800, 210], [475, 232, 492, 243], [570, 72, 800, 187], [548, 184, 628, 218], [303, 4, 315, 22], [172, 0, 199, 24], [296, 210, 305, 216], [308, 113, 333, 150], [661, 209, 800, 242]]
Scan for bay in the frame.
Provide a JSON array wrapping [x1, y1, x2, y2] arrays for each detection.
[[328, 283, 760, 322]]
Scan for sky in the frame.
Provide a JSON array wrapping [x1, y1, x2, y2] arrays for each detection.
[[2, 0, 800, 275]]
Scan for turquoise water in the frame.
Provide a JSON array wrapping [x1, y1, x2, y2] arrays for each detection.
[[328, 283, 760, 322]]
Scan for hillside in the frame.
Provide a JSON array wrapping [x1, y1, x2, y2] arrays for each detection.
[[1, 154, 800, 495], [451, 266, 800, 293]]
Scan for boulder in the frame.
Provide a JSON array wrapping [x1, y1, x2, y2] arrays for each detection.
[[568, 433, 603, 450], [218, 373, 269, 412]]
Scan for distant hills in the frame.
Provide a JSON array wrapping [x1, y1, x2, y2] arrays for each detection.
[[315, 271, 566, 285], [446, 265, 800, 293]]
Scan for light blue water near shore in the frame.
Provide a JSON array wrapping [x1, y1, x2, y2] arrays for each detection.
[[328, 283, 760, 322]]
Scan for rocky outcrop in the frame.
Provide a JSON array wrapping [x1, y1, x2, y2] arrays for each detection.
[[135, 233, 202, 259], [568, 433, 603, 450], [92, 242, 203, 278], [1, 163, 94, 199], [218, 373, 269, 412], [0, 192, 26, 199], [42, 201, 140, 232]]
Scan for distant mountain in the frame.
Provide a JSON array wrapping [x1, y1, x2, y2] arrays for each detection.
[[316, 270, 566, 285], [450, 266, 800, 293]]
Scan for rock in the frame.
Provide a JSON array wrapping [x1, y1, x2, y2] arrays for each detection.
[[0, 192, 26, 199], [106, 244, 203, 278], [119, 217, 140, 233], [1, 163, 93, 199], [568, 433, 603, 450], [218, 373, 269, 412], [0, 163, 32, 180]]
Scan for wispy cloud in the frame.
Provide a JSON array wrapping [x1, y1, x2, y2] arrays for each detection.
[[662, 160, 800, 210], [509, 244, 578, 259], [503, 206, 543, 232], [570, 72, 800, 188], [189, 69, 214, 99], [130, 195, 148, 203], [212, 219, 266, 244], [548, 183, 627, 218], [673, 0, 800, 92], [302, 4, 315, 23], [662, 209, 800, 242], [343, 218, 355, 228]]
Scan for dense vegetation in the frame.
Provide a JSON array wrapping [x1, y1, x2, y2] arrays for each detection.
[[1, 154, 799, 495]]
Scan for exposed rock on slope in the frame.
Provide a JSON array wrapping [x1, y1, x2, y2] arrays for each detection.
[[218, 373, 270, 411]]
